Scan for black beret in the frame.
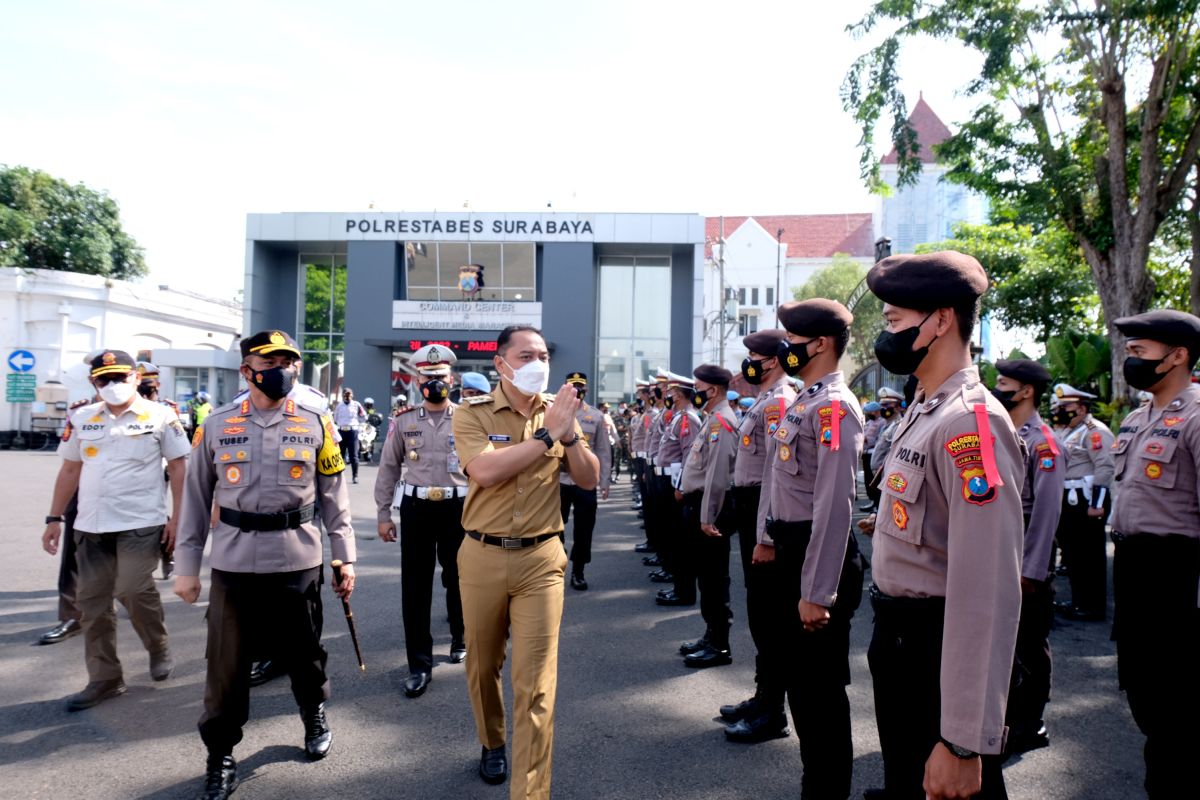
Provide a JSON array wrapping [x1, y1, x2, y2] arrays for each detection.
[[867, 251, 989, 308], [241, 330, 301, 359], [995, 359, 1051, 386], [693, 364, 733, 386], [777, 299, 853, 337], [1114, 310, 1200, 353], [565, 371, 588, 385], [89, 349, 137, 378], [743, 328, 788, 356]]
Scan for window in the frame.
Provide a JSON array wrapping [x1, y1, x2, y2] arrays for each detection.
[[403, 242, 536, 301], [738, 313, 759, 336], [737, 287, 746, 305], [766, 287, 774, 306], [597, 255, 671, 403], [750, 287, 759, 305], [300, 254, 347, 401]]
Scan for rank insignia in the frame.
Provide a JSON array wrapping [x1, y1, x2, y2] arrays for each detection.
[[88, 415, 102, 423], [301, 449, 311, 459], [1163, 416, 1185, 427], [84, 445, 99, 458], [287, 416, 307, 423], [290, 465, 304, 480], [1145, 441, 1165, 456], [284, 447, 296, 458], [891, 500, 908, 530], [219, 453, 231, 462], [1145, 462, 1163, 480], [225, 465, 242, 484], [223, 426, 246, 435], [226, 416, 248, 424], [886, 473, 907, 493], [779, 444, 792, 462], [137, 412, 150, 423], [742, 434, 752, 447]]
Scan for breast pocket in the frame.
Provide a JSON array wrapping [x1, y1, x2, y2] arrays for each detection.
[[279, 443, 316, 486], [116, 431, 159, 462], [1133, 436, 1179, 489], [875, 466, 927, 546], [402, 432, 425, 460], [738, 416, 757, 454], [770, 425, 802, 477], [214, 447, 252, 490], [1111, 437, 1131, 480]]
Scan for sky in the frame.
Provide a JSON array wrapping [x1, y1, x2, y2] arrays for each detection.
[[0, 0, 981, 298]]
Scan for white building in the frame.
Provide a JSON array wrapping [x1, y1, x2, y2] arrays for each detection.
[[0, 268, 242, 440]]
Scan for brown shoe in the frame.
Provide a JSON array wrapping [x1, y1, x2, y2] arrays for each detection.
[[66, 679, 126, 712]]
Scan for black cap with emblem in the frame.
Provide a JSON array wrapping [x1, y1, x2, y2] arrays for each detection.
[[867, 251, 989, 309], [693, 364, 733, 386], [777, 299, 853, 337], [89, 350, 137, 378], [743, 328, 788, 356], [1115, 309, 1200, 367], [995, 359, 1052, 388], [565, 371, 588, 385], [241, 330, 302, 359]]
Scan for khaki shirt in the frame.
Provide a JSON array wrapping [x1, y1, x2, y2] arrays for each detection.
[[680, 403, 739, 525], [374, 404, 467, 523], [561, 402, 612, 490], [870, 415, 902, 475], [1062, 416, 1116, 505], [629, 410, 646, 453], [58, 397, 191, 533], [871, 367, 1025, 755], [658, 407, 702, 486], [733, 378, 797, 488], [453, 388, 586, 537], [645, 407, 666, 463], [1016, 412, 1065, 581], [756, 371, 864, 607], [175, 398, 356, 576]]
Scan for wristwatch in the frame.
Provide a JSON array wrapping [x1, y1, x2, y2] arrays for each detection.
[[45, 515, 64, 524], [532, 427, 555, 450], [561, 433, 580, 447], [940, 737, 978, 759]]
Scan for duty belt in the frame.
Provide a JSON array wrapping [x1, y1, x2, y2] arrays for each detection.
[[465, 530, 562, 549], [219, 504, 316, 532], [401, 483, 467, 502]]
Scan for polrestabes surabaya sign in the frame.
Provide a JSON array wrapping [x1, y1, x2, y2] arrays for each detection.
[[346, 213, 594, 240]]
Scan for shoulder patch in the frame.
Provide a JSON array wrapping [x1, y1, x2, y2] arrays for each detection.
[[464, 394, 494, 405], [191, 425, 204, 449], [1090, 431, 1103, 450]]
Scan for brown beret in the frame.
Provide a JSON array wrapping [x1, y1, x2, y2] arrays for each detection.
[[777, 299, 853, 337], [1115, 310, 1200, 356], [693, 364, 733, 386], [867, 251, 989, 308], [995, 359, 1051, 386], [743, 328, 788, 356]]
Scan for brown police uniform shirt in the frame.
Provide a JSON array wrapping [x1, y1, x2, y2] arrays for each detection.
[[871, 367, 1025, 755], [1062, 415, 1116, 503], [453, 390, 587, 537], [679, 403, 739, 524], [1016, 412, 1065, 581], [374, 404, 467, 523], [659, 407, 702, 487], [175, 397, 356, 576], [629, 409, 646, 455], [756, 371, 865, 607], [561, 402, 612, 491], [733, 378, 797, 488], [646, 407, 667, 465]]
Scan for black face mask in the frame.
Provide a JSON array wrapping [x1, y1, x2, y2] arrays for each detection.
[[137, 382, 156, 399], [653, 386, 663, 400], [421, 379, 449, 401], [250, 365, 296, 401], [741, 357, 767, 385], [991, 388, 1019, 411], [776, 340, 813, 377], [691, 388, 708, 409], [880, 405, 897, 420], [874, 312, 936, 375], [1050, 408, 1074, 427], [664, 397, 674, 409], [1123, 354, 1176, 391]]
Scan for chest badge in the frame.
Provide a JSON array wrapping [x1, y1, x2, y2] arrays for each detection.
[[779, 444, 792, 462], [1145, 462, 1163, 480], [409, 450, 419, 461], [84, 445, 99, 458], [225, 465, 242, 485], [1163, 416, 1185, 427], [891, 500, 909, 530], [284, 447, 296, 458], [1145, 441, 1165, 456], [742, 434, 752, 447], [886, 473, 907, 493], [289, 465, 304, 480]]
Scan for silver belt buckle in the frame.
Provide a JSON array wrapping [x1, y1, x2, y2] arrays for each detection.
[[501, 537, 523, 549], [427, 487, 446, 501]]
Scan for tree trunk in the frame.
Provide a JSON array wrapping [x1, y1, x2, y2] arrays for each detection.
[[1190, 167, 1200, 317], [1079, 239, 1155, 403]]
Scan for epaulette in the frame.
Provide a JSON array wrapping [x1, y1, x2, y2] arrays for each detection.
[[465, 394, 494, 405], [209, 399, 244, 417], [69, 398, 94, 411], [395, 405, 418, 415]]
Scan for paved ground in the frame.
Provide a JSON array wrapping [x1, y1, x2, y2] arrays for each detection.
[[0, 450, 1146, 799]]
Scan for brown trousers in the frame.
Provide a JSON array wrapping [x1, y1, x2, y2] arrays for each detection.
[[74, 525, 169, 682], [458, 534, 567, 800]]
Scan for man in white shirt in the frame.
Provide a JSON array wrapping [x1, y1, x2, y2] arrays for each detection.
[[333, 388, 367, 483]]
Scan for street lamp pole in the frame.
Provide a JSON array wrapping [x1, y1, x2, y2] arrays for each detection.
[[718, 215, 727, 366], [775, 227, 783, 324]]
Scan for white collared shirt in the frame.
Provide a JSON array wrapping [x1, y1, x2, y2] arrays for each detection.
[[333, 400, 365, 428]]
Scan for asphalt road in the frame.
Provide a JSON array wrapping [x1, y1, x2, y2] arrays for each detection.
[[0, 451, 1146, 799]]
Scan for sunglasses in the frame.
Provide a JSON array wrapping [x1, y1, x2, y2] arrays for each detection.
[[93, 373, 133, 387]]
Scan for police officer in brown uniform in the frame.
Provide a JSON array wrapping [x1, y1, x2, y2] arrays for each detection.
[[676, 364, 738, 667], [452, 325, 598, 798], [644, 373, 672, 578], [754, 300, 866, 798], [1108, 310, 1200, 799], [993, 359, 1064, 754], [174, 330, 356, 800], [629, 381, 650, 538], [720, 329, 796, 742], [559, 371, 612, 590], [657, 372, 704, 606], [866, 252, 1025, 800], [1051, 383, 1115, 621], [374, 343, 468, 699]]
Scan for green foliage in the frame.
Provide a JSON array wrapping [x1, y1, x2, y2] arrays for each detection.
[[303, 262, 347, 366], [0, 164, 146, 278], [1045, 329, 1112, 398], [794, 254, 882, 368]]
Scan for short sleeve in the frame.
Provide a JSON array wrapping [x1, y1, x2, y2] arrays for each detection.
[[57, 418, 81, 461], [161, 415, 191, 460], [453, 406, 495, 470]]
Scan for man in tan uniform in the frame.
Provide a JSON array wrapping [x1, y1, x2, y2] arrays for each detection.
[[374, 343, 468, 699], [866, 252, 1025, 800], [645, 372, 673, 581], [174, 330, 356, 800], [1108, 309, 1200, 798], [559, 371, 612, 590], [452, 325, 598, 798], [657, 372, 704, 606], [755, 299, 866, 798]]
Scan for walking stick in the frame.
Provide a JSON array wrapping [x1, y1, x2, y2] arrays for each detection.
[[331, 559, 366, 672]]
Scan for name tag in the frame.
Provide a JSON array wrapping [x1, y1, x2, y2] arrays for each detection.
[[489, 434, 511, 442]]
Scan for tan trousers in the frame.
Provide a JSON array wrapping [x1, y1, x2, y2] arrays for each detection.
[[458, 534, 567, 800], [74, 526, 169, 682]]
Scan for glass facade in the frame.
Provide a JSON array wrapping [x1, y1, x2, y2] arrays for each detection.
[[596, 255, 671, 403], [403, 242, 536, 301], [300, 254, 347, 400]]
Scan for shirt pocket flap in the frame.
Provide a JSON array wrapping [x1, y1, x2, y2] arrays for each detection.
[[1140, 436, 1179, 462], [876, 467, 927, 546], [1135, 437, 1180, 488]]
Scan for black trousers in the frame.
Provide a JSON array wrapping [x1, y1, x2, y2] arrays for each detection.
[[1006, 578, 1053, 736], [681, 492, 733, 645], [560, 484, 598, 569], [632, 457, 646, 503], [57, 493, 81, 622], [400, 495, 466, 673], [653, 475, 683, 581], [862, 450, 881, 507], [769, 520, 864, 800], [1057, 492, 1108, 615], [338, 428, 360, 478], [1113, 533, 1200, 799], [199, 567, 329, 757], [732, 485, 785, 698], [869, 589, 1007, 800]]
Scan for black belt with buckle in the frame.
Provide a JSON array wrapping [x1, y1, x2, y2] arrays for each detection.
[[465, 530, 562, 549], [220, 504, 316, 532]]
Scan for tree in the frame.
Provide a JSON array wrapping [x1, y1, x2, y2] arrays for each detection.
[[794, 253, 882, 367], [843, 1, 1200, 398], [0, 165, 146, 278]]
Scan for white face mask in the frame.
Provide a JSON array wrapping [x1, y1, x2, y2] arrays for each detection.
[[99, 379, 137, 406], [502, 357, 550, 396]]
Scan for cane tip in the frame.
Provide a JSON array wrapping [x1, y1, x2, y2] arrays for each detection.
[[331, 559, 344, 568], [359, 664, 366, 672]]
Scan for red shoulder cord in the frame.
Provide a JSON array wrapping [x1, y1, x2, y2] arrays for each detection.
[[1040, 424, 1060, 457], [974, 404, 1005, 488], [718, 414, 734, 432], [830, 398, 842, 451]]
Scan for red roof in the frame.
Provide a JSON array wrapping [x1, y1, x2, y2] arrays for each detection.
[[881, 95, 953, 164], [705, 214, 875, 259]]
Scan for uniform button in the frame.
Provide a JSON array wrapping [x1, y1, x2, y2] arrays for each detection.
[[514, 512, 521, 518], [517, 488, 523, 494]]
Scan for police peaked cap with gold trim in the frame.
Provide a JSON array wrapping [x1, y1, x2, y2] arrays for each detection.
[[877, 386, 904, 402], [995, 359, 1051, 387], [654, 368, 670, 382], [411, 343, 457, 375], [693, 364, 733, 386], [565, 371, 588, 386], [1051, 383, 1097, 405], [663, 370, 694, 389], [241, 330, 302, 359], [777, 299, 853, 337], [867, 250, 989, 308], [743, 328, 788, 356], [137, 361, 160, 383], [90, 350, 137, 378]]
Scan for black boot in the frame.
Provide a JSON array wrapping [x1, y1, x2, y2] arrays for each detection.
[[199, 754, 238, 800], [719, 691, 762, 722], [724, 710, 790, 743], [301, 703, 332, 760]]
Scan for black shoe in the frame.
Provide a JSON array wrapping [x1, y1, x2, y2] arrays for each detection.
[[679, 635, 710, 655], [1055, 564, 1069, 576], [301, 703, 332, 760], [404, 671, 431, 698], [38, 618, 81, 645], [1063, 606, 1105, 622], [1006, 724, 1050, 756], [150, 648, 175, 681], [858, 500, 876, 512], [66, 678, 126, 711], [570, 573, 588, 591], [724, 712, 790, 743], [449, 643, 467, 664], [249, 659, 285, 687], [862, 790, 888, 800], [649, 570, 674, 583], [161, 558, 174, 580], [634, 541, 654, 553], [352, 476, 359, 484], [479, 745, 508, 785], [683, 644, 731, 668], [719, 694, 761, 722], [1052, 599, 1073, 611], [200, 754, 238, 800], [656, 593, 696, 607], [643, 555, 662, 567]]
